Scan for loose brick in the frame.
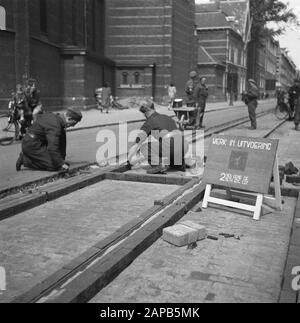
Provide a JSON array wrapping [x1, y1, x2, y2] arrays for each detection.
[[180, 220, 207, 241], [162, 224, 199, 247]]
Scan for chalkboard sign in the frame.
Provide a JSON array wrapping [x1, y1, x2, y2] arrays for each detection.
[[203, 135, 279, 194]]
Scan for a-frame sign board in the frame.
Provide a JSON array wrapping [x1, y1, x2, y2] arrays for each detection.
[[202, 135, 282, 221]]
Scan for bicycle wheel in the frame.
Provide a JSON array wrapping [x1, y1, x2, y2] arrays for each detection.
[[0, 114, 15, 145], [178, 115, 185, 131], [274, 103, 289, 120]]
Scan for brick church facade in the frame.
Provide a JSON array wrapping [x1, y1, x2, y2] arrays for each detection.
[[105, 0, 197, 101], [0, 0, 114, 111], [0, 0, 197, 110]]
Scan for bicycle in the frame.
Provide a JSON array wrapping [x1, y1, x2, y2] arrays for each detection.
[[274, 100, 293, 120], [0, 104, 20, 145]]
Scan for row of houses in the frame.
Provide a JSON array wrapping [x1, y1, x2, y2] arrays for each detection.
[[196, 0, 298, 100], [0, 0, 298, 110]]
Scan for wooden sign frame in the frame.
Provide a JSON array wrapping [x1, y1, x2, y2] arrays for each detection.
[[202, 154, 282, 221]]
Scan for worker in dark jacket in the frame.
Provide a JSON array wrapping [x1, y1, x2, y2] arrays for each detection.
[[245, 79, 259, 130], [291, 79, 300, 130], [16, 107, 82, 172], [289, 79, 300, 122], [127, 99, 189, 174], [184, 71, 199, 126], [195, 77, 208, 129]]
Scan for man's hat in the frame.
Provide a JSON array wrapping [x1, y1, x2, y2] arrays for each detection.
[[139, 98, 155, 113], [67, 107, 83, 122], [189, 71, 197, 78], [248, 79, 256, 84], [140, 98, 154, 109]]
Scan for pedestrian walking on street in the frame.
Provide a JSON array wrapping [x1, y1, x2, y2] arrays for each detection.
[[16, 107, 82, 172], [167, 83, 177, 109], [184, 71, 199, 126], [195, 77, 208, 129], [291, 78, 300, 131], [24, 78, 43, 122], [101, 83, 112, 114], [288, 79, 300, 121], [94, 87, 103, 111], [245, 79, 259, 130]]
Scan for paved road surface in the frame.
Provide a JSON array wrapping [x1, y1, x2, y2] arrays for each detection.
[[0, 101, 274, 191]]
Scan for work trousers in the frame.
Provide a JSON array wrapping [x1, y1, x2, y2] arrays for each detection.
[[295, 99, 300, 126], [140, 132, 189, 168], [195, 104, 206, 127], [22, 134, 61, 171], [247, 99, 258, 128]]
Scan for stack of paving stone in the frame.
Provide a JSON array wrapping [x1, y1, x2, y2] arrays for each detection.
[[162, 220, 207, 247]]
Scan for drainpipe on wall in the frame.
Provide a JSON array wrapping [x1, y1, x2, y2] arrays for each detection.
[[225, 29, 229, 102]]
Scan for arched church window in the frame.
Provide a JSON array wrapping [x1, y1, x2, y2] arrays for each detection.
[[0, 6, 6, 30], [122, 72, 129, 85]]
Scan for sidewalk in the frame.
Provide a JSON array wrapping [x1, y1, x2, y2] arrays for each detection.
[[71, 99, 274, 131]]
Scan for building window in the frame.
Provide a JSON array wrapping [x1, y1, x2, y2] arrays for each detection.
[[0, 6, 6, 30], [233, 48, 238, 64], [134, 72, 140, 84], [91, 0, 96, 50], [72, 0, 77, 45], [228, 45, 232, 62], [122, 72, 129, 85], [40, 0, 48, 34]]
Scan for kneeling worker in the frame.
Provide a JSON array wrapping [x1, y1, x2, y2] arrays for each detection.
[[128, 100, 189, 174], [16, 107, 82, 172]]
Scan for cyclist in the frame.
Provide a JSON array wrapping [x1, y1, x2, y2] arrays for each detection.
[[24, 78, 42, 122], [8, 84, 32, 139], [288, 79, 300, 121], [291, 79, 300, 131]]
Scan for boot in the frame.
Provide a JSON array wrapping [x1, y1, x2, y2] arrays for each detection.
[[16, 152, 24, 171]]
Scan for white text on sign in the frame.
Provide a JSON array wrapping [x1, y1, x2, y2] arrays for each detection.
[[292, 266, 300, 292], [213, 138, 272, 151]]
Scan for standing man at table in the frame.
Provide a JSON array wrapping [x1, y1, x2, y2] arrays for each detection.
[[195, 77, 209, 129]]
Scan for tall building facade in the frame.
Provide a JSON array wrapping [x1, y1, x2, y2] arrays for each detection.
[[0, 0, 114, 111], [105, 0, 197, 101], [264, 36, 279, 97], [196, 0, 251, 101], [276, 48, 297, 91]]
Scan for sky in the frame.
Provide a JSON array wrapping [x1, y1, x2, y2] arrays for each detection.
[[195, 0, 300, 70], [275, 0, 300, 70]]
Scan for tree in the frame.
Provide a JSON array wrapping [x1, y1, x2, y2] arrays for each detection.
[[250, 0, 299, 45], [247, 0, 299, 81]]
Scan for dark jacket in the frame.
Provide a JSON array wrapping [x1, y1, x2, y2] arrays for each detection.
[[185, 79, 199, 105], [247, 83, 259, 102], [27, 112, 66, 168], [195, 84, 208, 108], [288, 84, 300, 101]]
